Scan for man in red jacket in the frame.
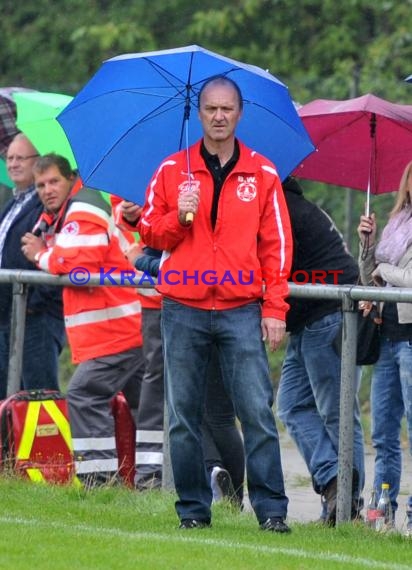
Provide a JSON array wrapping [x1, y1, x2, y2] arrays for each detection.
[[138, 76, 293, 532], [21, 153, 144, 488]]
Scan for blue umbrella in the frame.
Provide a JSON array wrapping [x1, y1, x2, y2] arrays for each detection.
[[57, 44, 314, 203]]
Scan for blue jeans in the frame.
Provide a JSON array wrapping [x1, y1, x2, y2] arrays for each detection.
[[0, 312, 65, 399], [277, 311, 365, 498], [161, 299, 288, 524], [371, 338, 412, 514]]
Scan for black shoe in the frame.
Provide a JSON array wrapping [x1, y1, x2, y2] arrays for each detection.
[[179, 519, 211, 530], [259, 517, 291, 533]]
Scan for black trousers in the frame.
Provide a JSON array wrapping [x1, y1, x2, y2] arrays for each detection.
[[201, 345, 245, 503]]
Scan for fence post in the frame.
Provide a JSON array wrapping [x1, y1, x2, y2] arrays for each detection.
[[336, 293, 358, 524], [7, 282, 28, 396]]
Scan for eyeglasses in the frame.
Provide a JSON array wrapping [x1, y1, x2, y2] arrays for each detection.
[[6, 154, 39, 163]]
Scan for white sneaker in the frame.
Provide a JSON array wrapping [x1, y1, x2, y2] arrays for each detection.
[[210, 466, 234, 502], [404, 522, 412, 537]]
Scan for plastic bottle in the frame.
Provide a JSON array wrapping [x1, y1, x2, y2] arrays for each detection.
[[375, 483, 393, 532], [366, 488, 378, 529]]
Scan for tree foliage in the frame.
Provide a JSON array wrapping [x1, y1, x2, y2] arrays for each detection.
[[3, 0, 411, 100], [2, 0, 412, 236]]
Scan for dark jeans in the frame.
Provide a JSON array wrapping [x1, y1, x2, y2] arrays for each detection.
[[202, 345, 245, 503], [277, 311, 365, 497], [161, 299, 288, 523], [0, 311, 65, 399]]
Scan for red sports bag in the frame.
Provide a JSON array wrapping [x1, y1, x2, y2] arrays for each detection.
[[0, 389, 76, 484]]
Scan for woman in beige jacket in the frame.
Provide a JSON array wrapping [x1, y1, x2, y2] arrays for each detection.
[[358, 161, 412, 535]]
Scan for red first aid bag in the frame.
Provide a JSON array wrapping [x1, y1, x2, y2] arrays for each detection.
[[0, 389, 76, 484]]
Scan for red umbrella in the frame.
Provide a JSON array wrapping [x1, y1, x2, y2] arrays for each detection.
[[292, 94, 412, 215]]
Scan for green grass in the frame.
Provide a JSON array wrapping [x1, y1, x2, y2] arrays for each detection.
[[1, 476, 411, 570]]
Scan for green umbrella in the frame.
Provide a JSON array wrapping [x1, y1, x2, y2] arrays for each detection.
[[13, 91, 76, 167]]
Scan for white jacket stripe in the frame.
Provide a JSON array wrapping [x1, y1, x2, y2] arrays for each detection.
[[55, 233, 108, 248], [72, 436, 116, 451], [273, 189, 286, 273], [135, 452, 163, 465], [75, 458, 118, 474], [68, 201, 111, 223], [136, 430, 164, 443], [137, 288, 161, 297], [113, 225, 134, 253], [141, 159, 176, 227], [65, 301, 141, 328]]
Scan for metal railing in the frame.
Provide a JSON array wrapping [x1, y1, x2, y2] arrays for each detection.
[[1, 269, 412, 524]]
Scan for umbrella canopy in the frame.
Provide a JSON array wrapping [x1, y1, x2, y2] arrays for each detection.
[[57, 44, 314, 203], [13, 91, 76, 167], [293, 93, 412, 214]]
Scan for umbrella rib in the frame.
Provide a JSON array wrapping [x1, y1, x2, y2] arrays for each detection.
[[142, 57, 199, 114], [85, 98, 190, 179]]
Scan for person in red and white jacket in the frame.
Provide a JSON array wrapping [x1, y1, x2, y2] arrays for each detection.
[[138, 76, 293, 532], [112, 195, 164, 490], [22, 153, 144, 488]]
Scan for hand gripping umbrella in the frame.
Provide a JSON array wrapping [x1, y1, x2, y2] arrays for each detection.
[[293, 93, 412, 216], [57, 44, 314, 204]]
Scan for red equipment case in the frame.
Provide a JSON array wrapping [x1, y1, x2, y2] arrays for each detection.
[[0, 389, 75, 484]]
